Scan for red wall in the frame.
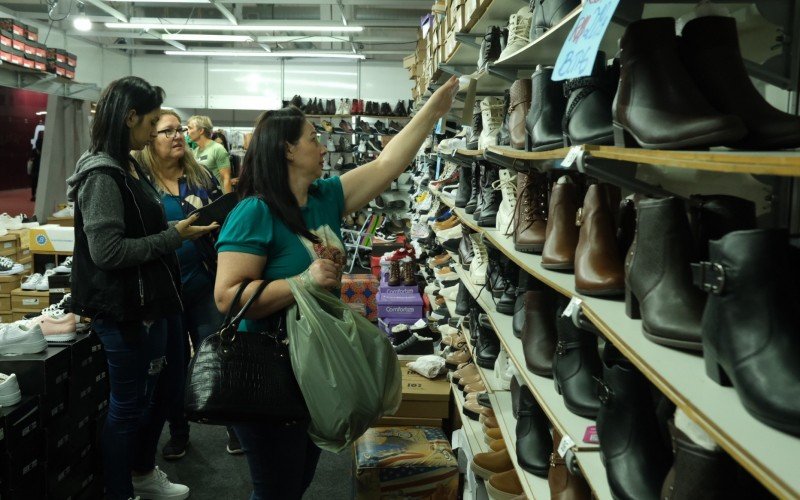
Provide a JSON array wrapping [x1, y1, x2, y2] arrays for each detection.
[[0, 87, 48, 190]]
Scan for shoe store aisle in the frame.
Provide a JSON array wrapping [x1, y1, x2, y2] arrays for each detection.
[[0, 189, 34, 219], [154, 426, 353, 499]]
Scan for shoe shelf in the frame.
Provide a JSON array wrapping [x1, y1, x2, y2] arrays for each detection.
[[452, 383, 493, 457], [456, 149, 485, 157], [466, 0, 526, 37], [491, 7, 585, 69], [488, 391, 551, 500], [435, 194, 800, 498], [573, 450, 614, 500], [450, 296, 507, 394], [452, 262, 599, 453]]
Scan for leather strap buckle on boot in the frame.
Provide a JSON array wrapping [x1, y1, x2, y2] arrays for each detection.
[[555, 340, 583, 356], [595, 376, 613, 405], [691, 261, 726, 294]]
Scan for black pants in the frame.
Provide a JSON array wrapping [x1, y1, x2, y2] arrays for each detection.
[[30, 166, 39, 200]]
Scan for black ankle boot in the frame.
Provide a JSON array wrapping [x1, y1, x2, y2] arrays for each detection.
[[625, 197, 705, 351], [693, 229, 800, 436], [496, 259, 520, 315], [527, 66, 567, 151], [455, 282, 470, 316], [512, 270, 530, 339], [466, 102, 482, 150], [553, 312, 601, 418], [455, 165, 473, 208], [516, 383, 552, 477], [465, 160, 482, 214], [521, 285, 557, 377], [597, 344, 671, 500], [477, 164, 500, 227], [475, 313, 500, 368], [563, 53, 618, 146]]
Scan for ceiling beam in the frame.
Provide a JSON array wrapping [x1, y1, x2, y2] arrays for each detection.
[[209, 0, 237, 25], [82, 0, 129, 23]]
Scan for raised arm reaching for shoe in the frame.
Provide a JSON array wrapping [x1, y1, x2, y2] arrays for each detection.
[[339, 76, 459, 215]]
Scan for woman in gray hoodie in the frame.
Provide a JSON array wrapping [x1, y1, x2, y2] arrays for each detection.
[[67, 76, 215, 500]]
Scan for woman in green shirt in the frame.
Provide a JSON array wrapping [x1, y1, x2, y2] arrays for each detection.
[[214, 77, 458, 499]]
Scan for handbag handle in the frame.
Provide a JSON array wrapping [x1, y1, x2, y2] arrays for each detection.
[[222, 279, 269, 333]]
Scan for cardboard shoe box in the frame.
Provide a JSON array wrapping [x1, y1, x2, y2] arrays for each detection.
[[0, 396, 46, 500], [29, 225, 74, 253], [0, 347, 70, 422], [354, 426, 458, 499], [391, 368, 450, 419], [11, 288, 50, 314], [0, 276, 21, 294], [341, 274, 379, 321], [0, 234, 18, 257]]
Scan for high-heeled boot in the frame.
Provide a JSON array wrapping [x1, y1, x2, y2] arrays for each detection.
[[455, 164, 473, 208], [693, 229, 800, 436], [541, 175, 579, 270], [597, 344, 671, 500], [513, 171, 548, 253], [553, 312, 601, 418], [574, 183, 624, 296], [625, 197, 705, 351], [521, 285, 557, 377], [516, 383, 552, 477]]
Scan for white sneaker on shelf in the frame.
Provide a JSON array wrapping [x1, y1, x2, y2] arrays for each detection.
[[0, 257, 23, 276], [478, 97, 504, 150], [0, 213, 23, 231], [439, 284, 460, 301], [0, 373, 21, 406], [52, 203, 74, 218], [21, 273, 43, 290], [132, 467, 190, 500], [494, 169, 518, 236], [54, 256, 73, 274], [498, 7, 533, 60], [435, 224, 462, 241], [469, 234, 488, 286], [36, 269, 56, 291], [494, 349, 512, 390], [0, 322, 48, 355]]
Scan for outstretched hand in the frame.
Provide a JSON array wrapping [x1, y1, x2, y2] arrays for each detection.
[[426, 76, 459, 119]]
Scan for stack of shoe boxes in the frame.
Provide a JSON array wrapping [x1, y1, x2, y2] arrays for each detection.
[[10, 287, 50, 322], [9, 229, 33, 274], [376, 275, 424, 337], [0, 397, 46, 498], [0, 275, 18, 323], [0, 333, 109, 498]]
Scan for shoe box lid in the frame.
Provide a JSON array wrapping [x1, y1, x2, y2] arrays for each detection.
[[0, 396, 42, 454], [10, 288, 50, 312], [0, 346, 70, 423], [0, 234, 18, 258], [0, 276, 21, 294]]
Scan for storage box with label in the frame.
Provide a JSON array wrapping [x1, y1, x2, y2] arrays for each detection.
[[0, 234, 19, 257], [377, 293, 424, 319], [354, 426, 458, 499], [11, 288, 49, 313], [393, 368, 450, 419], [29, 225, 74, 253], [341, 273, 379, 321], [378, 273, 419, 296], [0, 275, 20, 294]]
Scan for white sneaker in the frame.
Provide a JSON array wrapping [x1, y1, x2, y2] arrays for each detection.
[[52, 202, 74, 218], [494, 169, 518, 236], [0, 322, 48, 355], [478, 97, 504, 150], [494, 349, 512, 390], [21, 273, 43, 290], [435, 224, 462, 241], [439, 284, 460, 301], [0, 257, 23, 276], [36, 269, 56, 291], [131, 467, 189, 500], [0, 213, 23, 231], [0, 373, 21, 405], [470, 234, 488, 286], [54, 256, 73, 274], [498, 8, 533, 60]]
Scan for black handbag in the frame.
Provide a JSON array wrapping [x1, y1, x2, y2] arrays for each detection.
[[184, 279, 309, 425]]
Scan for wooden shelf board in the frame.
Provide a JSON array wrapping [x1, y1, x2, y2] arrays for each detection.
[[574, 450, 613, 500], [465, 0, 526, 35], [492, 6, 585, 68], [486, 145, 573, 162], [490, 391, 552, 500], [436, 191, 800, 498]]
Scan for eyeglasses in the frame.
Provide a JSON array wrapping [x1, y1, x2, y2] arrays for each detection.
[[157, 126, 187, 139]]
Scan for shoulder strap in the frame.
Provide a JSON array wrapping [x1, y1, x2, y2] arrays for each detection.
[[223, 279, 269, 330]]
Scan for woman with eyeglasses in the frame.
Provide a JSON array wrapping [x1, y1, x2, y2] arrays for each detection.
[[66, 76, 216, 500], [134, 109, 243, 460]]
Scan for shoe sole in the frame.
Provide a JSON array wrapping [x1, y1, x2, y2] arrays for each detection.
[[486, 480, 523, 500], [162, 451, 186, 460], [470, 462, 502, 481], [45, 333, 78, 342], [0, 389, 21, 406], [226, 446, 245, 455], [0, 338, 48, 355], [134, 491, 190, 500], [574, 287, 625, 297]]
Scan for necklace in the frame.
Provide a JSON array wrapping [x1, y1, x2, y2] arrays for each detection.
[[154, 168, 182, 196]]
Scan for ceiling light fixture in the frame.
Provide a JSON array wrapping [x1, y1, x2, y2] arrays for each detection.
[[106, 22, 363, 32], [106, 0, 210, 3], [164, 50, 365, 59], [162, 34, 253, 42], [73, 2, 93, 31]]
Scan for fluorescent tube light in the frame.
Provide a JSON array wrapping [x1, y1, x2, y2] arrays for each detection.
[[162, 34, 253, 42], [107, 0, 210, 3], [164, 50, 365, 59], [106, 22, 363, 32]]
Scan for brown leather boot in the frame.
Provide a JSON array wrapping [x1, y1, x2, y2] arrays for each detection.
[[388, 261, 402, 286], [514, 171, 548, 253], [509, 78, 532, 150], [521, 286, 557, 377], [542, 175, 580, 270], [487, 469, 524, 498], [574, 183, 624, 296], [471, 448, 514, 480], [549, 430, 591, 500], [402, 261, 416, 286]]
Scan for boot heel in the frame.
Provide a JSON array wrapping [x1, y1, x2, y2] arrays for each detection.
[[625, 287, 641, 319], [704, 351, 732, 387], [613, 124, 638, 148]]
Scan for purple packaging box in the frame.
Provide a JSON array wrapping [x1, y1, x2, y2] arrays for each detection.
[[376, 292, 424, 319], [378, 274, 419, 296]]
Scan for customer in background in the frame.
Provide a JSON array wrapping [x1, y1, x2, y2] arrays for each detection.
[[66, 76, 216, 500], [29, 133, 43, 201], [212, 128, 241, 181], [187, 115, 232, 193], [213, 76, 458, 499], [135, 110, 245, 459]]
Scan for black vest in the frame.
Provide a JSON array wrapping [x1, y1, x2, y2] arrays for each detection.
[[72, 161, 182, 322]]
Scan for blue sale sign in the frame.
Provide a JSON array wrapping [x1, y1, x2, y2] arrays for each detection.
[[552, 0, 620, 81]]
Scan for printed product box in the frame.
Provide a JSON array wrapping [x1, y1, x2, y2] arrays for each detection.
[[340, 273, 379, 321], [11, 288, 50, 313], [0, 294, 10, 312], [377, 292, 424, 319], [379, 273, 419, 296], [0, 346, 70, 423], [354, 426, 458, 499], [0, 234, 19, 258], [29, 225, 74, 253]]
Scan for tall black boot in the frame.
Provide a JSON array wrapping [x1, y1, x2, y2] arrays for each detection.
[[512, 269, 530, 339], [475, 313, 500, 368], [496, 259, 520, 315], [477, 163, 500, 227], [455, 164, 473, 208], [562, 53, 618, 146], [625, 197, 705, 351], [553, 313, 601, 418], [466, 102, 482, 151], [526, 66, 567, 151], [455, 282, 471, 316], [516, 383, 552, 477], [597, 344, 671, 500], [693, 229, 800, 436]]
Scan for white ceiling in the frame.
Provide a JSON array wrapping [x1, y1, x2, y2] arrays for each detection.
[[1, 0, 432, 61]]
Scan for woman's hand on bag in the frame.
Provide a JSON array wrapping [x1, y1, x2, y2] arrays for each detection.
[[308, 259, 341, 289], [175, 213, 219, 240]]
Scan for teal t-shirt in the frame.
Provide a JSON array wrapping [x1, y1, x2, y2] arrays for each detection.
[[216, 176, 346, 331], [193, 141, 230, 185]]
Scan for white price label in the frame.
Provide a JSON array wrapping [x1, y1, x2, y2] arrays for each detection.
[[560, 146, 583, 167], [557, 434, 576, 458], [562, 296, 583, 318], [553, 0, 621, 81]]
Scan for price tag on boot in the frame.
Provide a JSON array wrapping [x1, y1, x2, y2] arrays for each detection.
[[552, 0, 621, 81], [557, 434, 576, 458]]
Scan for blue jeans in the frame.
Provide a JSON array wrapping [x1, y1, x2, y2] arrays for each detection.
[[234, 421, 322, 500], [168, 286, 225, 440], [95, 315, 179, 500]]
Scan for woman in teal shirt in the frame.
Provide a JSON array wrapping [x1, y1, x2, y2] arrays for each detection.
[[214, 77, 458, 500]]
